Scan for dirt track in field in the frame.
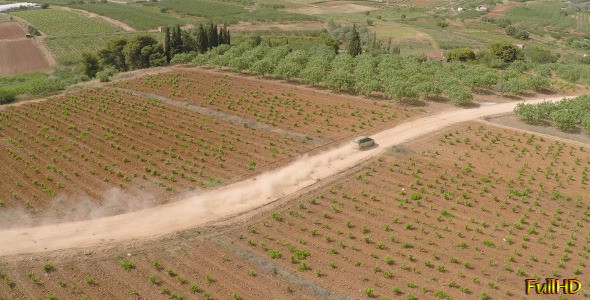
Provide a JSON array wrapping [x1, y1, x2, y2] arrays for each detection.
[[54, 5, 137, 31], [0, 94, 574, 257]]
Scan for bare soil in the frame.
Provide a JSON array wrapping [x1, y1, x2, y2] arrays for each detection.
[[0, 39, 50, 75], [0, 23, 26, 40], [286, 2, 378, 15], [486, 1, 518, 17]]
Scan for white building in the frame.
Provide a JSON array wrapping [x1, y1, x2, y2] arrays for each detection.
[[475, 5, 489, 12], [0, 2, 38, 12]]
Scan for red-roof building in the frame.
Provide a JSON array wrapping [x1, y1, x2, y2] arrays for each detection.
[[424, 52, 445, 62]]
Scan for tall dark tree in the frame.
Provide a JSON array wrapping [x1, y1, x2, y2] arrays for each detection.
[[225, 27, 230, 45], [195, 23, 208, 54], [347, 24, 361, 57], [170, 25, 179, 56], [169, 24, 182, 56], [219, 23, 230, 45], [207, 22, 218, 49], [164, 26, 171, 63], [218, 24, 225, 46], [181, 29, 196, 53]]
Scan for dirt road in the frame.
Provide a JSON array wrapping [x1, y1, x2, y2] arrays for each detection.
[[0, 95, 572, 256], [54, 5, 136, 31]]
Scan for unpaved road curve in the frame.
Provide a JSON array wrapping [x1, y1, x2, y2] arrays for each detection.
[[0, 96, 573, 256]]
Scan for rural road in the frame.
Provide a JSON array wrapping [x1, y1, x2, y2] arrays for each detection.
[[0, 96, 571, 256]]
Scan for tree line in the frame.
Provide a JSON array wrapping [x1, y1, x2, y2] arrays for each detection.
[[78, 22, 230, 80], [514, 95, 590, 133], [184, 30, 590, 105]]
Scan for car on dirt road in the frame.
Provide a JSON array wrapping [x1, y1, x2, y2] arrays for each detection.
[[352, 136, 375, 149]]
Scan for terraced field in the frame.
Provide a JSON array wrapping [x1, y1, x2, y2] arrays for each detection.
[[69, 2, 189, 31], [10, 8, 121, 36]]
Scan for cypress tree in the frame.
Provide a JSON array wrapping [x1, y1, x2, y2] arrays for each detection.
[[219, 24, 225, 45], [207, 22, 218, 49], [195, 24, 208, 53], [213, 23, 218, 47], [169, 26, 178, 56], [164, 26, 171, 63], [173, 24, 182, 54], [347, 24, 361, 57]]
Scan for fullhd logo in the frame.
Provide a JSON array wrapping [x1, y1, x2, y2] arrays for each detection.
[[525, 278, 581, 295]]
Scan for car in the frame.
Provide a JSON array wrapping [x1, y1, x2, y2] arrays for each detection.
[[352, 136, 375, 149]]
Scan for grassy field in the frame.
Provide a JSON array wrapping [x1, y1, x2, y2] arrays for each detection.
[[0, 72, 49, 95], [70, 2, 189, 30], [10, 8, 121, 36], [142, 0, 313, 23], [45, 32, 163, 65], [575, 11, 590, 32], [504, 2, 577, 32]]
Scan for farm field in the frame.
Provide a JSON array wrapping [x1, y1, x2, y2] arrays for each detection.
[[503, 2, 577, 32], [0, 22, 25, 40], [0, 68, 421, 225], [286, 2, 379, 15], [69, 2, 189, 31], [225, 120, 590, 299], [142, 0, 313, 23], [0, 87, 319, 225], [2, 120, 590, 299], [10, 8, 121, 36], [0, 237, 324, 300], [113, 69, 420, 143], [0, 40, 49, 75]]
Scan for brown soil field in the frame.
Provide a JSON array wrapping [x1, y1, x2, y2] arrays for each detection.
[[113, 69, 421, 143], [0, 88, 317, 225], [2, 120, 590, 299], [486, 2, 518, 17], [0, 23, 26, 40], [0, 67, 423, 226], [0, 39, 50, 75], [219, 121, 590, 299], [286, 2, 378, 15], [0, 236, 325, 300]]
